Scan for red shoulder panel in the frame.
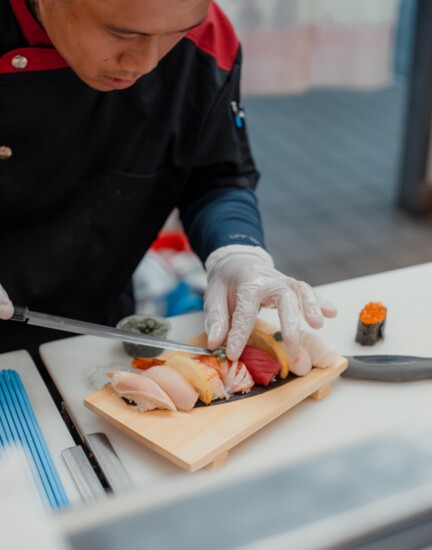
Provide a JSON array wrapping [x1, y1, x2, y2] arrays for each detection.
[[186, 2, 239, 72], [9, 0, 52, 46], [3, 0, 68, 73]]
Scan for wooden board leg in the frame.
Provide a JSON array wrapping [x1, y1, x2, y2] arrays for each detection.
[[309, 383, 331, 401], [206, 451, 229, 470]]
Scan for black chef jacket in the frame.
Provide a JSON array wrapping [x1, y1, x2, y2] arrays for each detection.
[[0, 0, 264, 357]]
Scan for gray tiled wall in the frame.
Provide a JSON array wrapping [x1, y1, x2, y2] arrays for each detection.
[[245, 87, 432, 285]]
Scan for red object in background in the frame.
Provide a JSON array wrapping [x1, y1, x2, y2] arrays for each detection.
[[150, 231, 191, 253], [239, 345, 282, 386]]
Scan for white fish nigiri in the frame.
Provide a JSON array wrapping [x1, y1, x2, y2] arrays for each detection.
[[107, 371, 176, 412], [300, 331, 343, 368], [280, 343, 313, 376], [139, 365, 199, 412]]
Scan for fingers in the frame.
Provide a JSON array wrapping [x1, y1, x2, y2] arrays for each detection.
[[226, 285, 260, 361], [292, 281, 326, 329], [274, 289, 301, 346], [314, 290, 338, 318], [204, 279, 230, 350], [0, 285, 13, 320]]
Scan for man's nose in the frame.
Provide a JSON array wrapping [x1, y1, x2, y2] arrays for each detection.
[[118, 36, 161, 76]]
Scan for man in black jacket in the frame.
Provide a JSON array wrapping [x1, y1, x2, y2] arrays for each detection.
[[0, 0, 336, 362]]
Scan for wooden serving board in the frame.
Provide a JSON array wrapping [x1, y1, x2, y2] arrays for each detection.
[[84, 320, 348, 472]]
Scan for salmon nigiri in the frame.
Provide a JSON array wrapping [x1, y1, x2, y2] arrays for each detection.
[[139, 365, 199, 412], [106, 371, 176, 412]]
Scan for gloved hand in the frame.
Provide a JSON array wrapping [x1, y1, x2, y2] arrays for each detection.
[[0, 285, 14, 320], [204, 246, 337, 361]]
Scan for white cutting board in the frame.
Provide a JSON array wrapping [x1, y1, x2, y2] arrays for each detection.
[[0, 350, 81, 506], [39, 262, 432, 492]]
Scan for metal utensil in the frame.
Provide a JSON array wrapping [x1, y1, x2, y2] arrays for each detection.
[[85, 433, 133, 494], [10, 305, 212, 356], [62, 445, 106, 503], [343, 355, 432, 381]]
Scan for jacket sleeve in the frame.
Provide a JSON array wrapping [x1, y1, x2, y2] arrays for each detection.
[[179, 48, 267, 263]]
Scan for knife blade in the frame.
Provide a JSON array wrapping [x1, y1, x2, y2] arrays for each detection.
[[342, 355, 432, 382], [9, 305, 212, 355]]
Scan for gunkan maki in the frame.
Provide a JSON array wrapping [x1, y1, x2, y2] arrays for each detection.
[[355, 301, 387, 346]]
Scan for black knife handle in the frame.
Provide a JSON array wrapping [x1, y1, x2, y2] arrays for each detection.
[[9, 305, 29, 323], [342, 355, 432, 382]]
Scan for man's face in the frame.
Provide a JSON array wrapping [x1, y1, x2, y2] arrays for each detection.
[[38, 0, 211, 90]]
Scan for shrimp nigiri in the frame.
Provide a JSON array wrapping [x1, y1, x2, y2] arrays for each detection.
[[195, 355, 254, 395]]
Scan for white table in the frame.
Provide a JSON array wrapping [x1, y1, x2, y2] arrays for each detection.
[[39, 262, 432, 497], [0, 350, 82, 507]]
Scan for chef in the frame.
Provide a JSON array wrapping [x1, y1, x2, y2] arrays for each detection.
[[0, 0, 337, 365]]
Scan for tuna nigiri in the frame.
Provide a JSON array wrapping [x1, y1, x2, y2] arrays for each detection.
[[139, 365, 199, 412], [239, 345, 281, 386], [107, 371, 176, 412]]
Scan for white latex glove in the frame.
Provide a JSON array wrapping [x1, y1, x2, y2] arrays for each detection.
[[0, 285, 14, 320], [204, 245, 337, 361]]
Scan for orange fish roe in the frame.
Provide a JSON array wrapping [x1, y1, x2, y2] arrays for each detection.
[[359, 302, 387, 325], [131, 357, 166, 370]]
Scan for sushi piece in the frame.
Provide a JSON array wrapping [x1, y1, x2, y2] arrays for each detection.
[[280, 343, 313, 376], [107, 371, 176, 412], [272, 329, 312, 375], [239, 345, 281, 386], [165, 355, 229, 404], [300, 331, 344, 369], [139, 365, 199, 412], [355, 301, 387, 346], [248, 329, 289, 378], [195, 355, 255, 395], [221, 360, 255, 394]]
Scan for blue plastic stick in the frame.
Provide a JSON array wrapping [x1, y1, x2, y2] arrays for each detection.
[[0, 372, 55, 509], [0, 379, 21, 447], [8, 371, 69, 509]]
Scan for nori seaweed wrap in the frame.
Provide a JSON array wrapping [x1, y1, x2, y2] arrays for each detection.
[[355, 302, 387, 346]]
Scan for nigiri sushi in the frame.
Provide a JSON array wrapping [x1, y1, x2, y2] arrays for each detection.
[[138, 365, 199, 412], [300, 330, 343, 368], [107, 371, 176, 412], [195, 355, 254, 395], [239, 346, 281, 386], [279, 343, 313, 376], [165, 355, 228, 404]]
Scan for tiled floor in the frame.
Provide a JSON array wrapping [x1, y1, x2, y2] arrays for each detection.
[[244, 87, 432, 286]]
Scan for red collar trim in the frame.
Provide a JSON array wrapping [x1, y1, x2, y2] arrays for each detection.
[[9, 0, 53, 46], [186, 2, 239, 72], [0, 48, 68, 73]]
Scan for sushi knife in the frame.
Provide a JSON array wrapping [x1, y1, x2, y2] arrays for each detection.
[[9, 305, 213, 355], [343, 355, 432, 382]]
